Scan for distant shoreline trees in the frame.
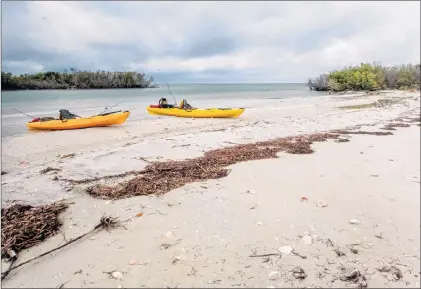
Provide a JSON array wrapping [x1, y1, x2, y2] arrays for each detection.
[[308, 63, 420, 92], [1, 69, 156, 91]]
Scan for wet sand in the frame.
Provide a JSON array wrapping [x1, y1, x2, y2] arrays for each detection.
[[1, 91, 420, 288]]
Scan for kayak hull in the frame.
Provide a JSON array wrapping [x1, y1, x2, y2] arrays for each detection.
[[27, 111, 130, 131], [146, 107, 245, 118]]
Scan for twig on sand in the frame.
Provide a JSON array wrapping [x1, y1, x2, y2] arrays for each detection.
[[57, 280, 70, 288], [249, 253, 279, 258], [40, 167, 61, 174], [292, 250, 307, 259]]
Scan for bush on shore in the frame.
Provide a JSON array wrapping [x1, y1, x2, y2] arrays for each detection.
[[1, 68, 156, 91], [308, 63, 420, 92]]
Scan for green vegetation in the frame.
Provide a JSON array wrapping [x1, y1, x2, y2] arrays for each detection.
[[1, 69, 156, 90], [308, 63, 420, 92]]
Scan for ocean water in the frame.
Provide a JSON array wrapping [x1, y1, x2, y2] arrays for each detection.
[[1, 83, 325, 137]]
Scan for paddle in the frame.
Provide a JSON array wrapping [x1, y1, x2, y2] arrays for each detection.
[[13, 108, 36, 119], [98, 101, 124, 115]]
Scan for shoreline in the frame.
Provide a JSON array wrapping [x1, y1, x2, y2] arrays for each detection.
[[1, 90, 420, 288]]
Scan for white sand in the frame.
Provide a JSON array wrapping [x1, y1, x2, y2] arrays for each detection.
[[1, 91, 420, 288]]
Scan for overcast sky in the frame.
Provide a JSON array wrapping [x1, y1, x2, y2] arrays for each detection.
[[2, 1, 420, 83]]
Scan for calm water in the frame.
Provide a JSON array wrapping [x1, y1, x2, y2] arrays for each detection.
[[1, 83, 324, 137]]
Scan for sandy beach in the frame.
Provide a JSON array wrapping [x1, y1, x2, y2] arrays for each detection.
[[1, 91, 420, 288]]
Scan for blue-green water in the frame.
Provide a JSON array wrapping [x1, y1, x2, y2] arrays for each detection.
[[1, 83, 324, 137]]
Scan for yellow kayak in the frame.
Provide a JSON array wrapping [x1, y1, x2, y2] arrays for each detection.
[[27, 111, 130, 131], [147, 107, 245, 118]]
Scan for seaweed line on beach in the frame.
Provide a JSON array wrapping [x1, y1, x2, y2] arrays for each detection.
[[380, 122, 411, 131], [83, 128, 404, 200]]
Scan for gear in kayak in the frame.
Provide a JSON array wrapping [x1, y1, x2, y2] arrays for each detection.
[[59, 109, 80, 120], [153, 98, 194, 110], [29, 109, 80, 123], [158, 98, 175, 108]]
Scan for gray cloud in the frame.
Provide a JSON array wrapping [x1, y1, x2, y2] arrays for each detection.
[[1, 1, 420, 82]]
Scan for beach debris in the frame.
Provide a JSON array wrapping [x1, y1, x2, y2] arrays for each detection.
[[59, 153, 75, 159], [349, 219, 361, 225], [57, 153, 76, 159], [383, 123, 411, 131], [340, 269, 367, 288], [89, 236, 97, 241], [243, 189, 256, 195], [316, 200, 327, 207], [111, 271, 124, 280], [335, 138, 350, 143], [172, 248, 187, 265], [249, 204, 258, 210], [377, 265, 403, 281], [61, 182, 74, 192], [349, 247, 359, 254], [1, 171, 7, 175], [332, 130, 393, 136], [250, 252, 279, 258], [164, 231, 174, 238], [1, 201, 69, 259], [40, 167, 61, 174], [136, 212, 143, 217], [256, 221, 264, 226], [160, 244, 172, 250], [278, 246, 293, 255], [292, 266, 307, 280], [268, 271, 281, 280], [98, 215, 122, 232], [76, 128, 399, 200], [160, 239, 181, 250], [292, 250, 307, 259], [325, 238, 334, 247], [2, 213, 122, 281], [371, 174, 379, 177], [129, 259, 138, 265], [301, 235, 312, 245], [7, 249, 17, 260], [334, 247, 346, 257], [301, 196, 308, 202]]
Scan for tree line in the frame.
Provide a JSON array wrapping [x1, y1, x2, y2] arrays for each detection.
[[308, 63, 421, 92], [1, 68, 156, 90]]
